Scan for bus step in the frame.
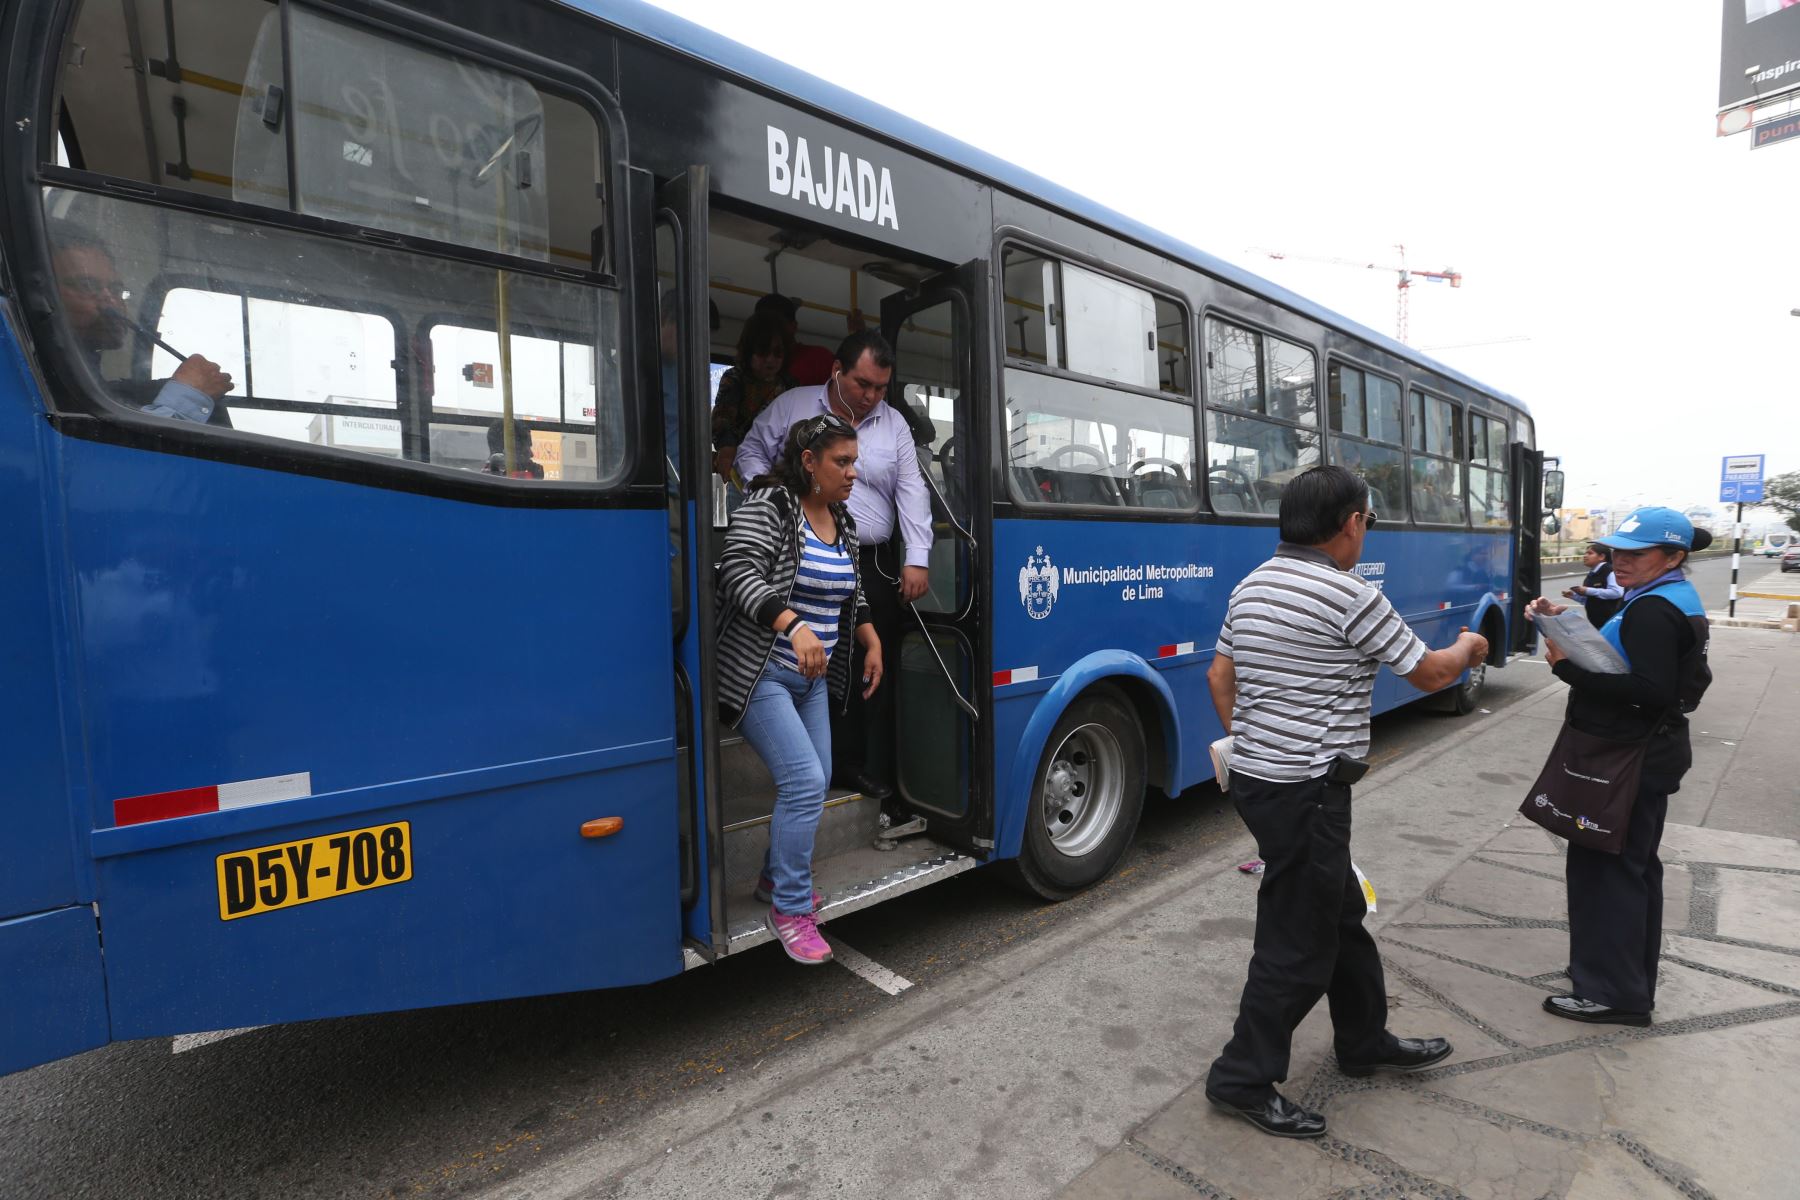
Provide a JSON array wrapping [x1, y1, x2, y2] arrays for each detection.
[[722, 842, 978, 956], [722, 788, 881, 888]]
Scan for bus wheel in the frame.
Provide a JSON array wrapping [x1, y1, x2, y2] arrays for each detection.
[[1011, 687, 1146, 901], [1445, 660, 1486, 714]]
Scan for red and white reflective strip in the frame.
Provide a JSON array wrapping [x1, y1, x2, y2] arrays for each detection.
[[1438, 602, 1454, 610], [992, 665, 1039, 687], [113, 772, 312, 827], [1499, 592, 1510, 603], [1157, 641, 1197, 658]]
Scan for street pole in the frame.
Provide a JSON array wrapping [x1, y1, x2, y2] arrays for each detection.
[[1729, 501, 1743, 618]]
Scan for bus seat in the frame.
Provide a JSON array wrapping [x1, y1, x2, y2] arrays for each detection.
[[1214, 493, 1246, 513]]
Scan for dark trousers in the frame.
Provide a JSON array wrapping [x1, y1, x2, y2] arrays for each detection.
[[1206, 772, 1395, 1103], [831, 542, 902, 787], [1566, 781, 1669, 1012]]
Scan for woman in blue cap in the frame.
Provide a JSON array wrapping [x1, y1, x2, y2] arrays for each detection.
[[1527, 507, 1713, 1026]]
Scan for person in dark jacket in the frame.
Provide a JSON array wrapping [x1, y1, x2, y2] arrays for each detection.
[[1563, 543, 1623, 629], [716, 414, 883, 964], [1528, 507, 1712, 1026]]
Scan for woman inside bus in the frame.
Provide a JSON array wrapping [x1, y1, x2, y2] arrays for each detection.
[[1527, 507, 1712, 1026], [711, 311, 795, 489], [716, 414, 883, 964]]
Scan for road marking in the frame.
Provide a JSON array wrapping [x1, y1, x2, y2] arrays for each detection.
[[172, 1026, 263, 1054], [1512, 658, 1550, 666], [830, 939, 913, 996]]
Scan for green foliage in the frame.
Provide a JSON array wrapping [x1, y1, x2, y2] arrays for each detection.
[[1765, 471, 1800, 532]]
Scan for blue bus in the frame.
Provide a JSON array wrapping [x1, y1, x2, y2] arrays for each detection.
[[0, 0, 1549, 1076]]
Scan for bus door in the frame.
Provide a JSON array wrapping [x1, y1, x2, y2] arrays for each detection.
[[1509, 444, 1545, 654], [656, 168, 727, 955], [881, 262, 992, 851]]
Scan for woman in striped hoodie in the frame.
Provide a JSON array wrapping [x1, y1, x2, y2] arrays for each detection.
[[717, 413, 883, 964]]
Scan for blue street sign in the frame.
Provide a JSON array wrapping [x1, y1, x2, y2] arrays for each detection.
[[1720, 455, 1765, 504]]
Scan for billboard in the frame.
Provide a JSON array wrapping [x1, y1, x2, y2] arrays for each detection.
[[1721, 0, 1800, 111]]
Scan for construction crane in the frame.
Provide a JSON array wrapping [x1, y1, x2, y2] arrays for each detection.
[[1251, 244, 1460, 343]]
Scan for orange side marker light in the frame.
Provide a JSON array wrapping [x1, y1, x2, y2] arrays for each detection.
[[581, 817, 625, 839]]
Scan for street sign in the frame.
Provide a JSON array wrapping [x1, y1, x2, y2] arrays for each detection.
[[1720, 454, 1765, 503]]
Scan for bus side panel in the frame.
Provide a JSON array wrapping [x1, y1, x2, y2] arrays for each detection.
[[1376, 529, 1510, 707], [58, 438, 682, 1036], [0, 906, 110, 1075], [0, 308, 83, 923], [988, 518, 1276, 856]]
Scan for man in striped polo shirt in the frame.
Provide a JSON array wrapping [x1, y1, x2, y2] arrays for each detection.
[[1204, 465, 1489, 1139]]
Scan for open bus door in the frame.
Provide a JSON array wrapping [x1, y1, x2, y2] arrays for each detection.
[[880, 261, 992, 853], [654, 167, 727, 957], [1509, 443, 1545, 654]]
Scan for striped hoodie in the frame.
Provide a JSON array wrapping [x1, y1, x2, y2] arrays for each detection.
[[715, 484, 872, 727]]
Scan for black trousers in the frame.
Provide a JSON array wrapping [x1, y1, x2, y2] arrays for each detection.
[[1566, 780, 1669, 1012], [831, 542, 902, 786], [1206, 772, 1396, 1103]]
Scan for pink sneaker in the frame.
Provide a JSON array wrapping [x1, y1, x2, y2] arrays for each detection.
[[768, 908, 833, 964], [753, 873, 823, 910]]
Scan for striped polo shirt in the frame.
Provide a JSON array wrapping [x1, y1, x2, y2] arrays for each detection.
[[768, 522, 857, 674], [1217, 543, 1428, 783]]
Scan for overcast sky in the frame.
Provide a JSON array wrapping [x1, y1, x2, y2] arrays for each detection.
[[647, 0, 1797, 519]]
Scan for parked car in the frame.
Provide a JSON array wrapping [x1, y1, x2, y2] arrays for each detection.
[[1783, 545, 1800, 573]]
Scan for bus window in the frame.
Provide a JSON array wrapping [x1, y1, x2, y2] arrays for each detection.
[[45, 0, 624, 488], [1005, 369, 1197, 511], [1061, 263, 1159, 390], [1409, 390, 1467, 525], [1327, 364, 1407, 520], [1203, 317, 1319, 515], [1002, 246, 1059, 367], [1468, 410, 1512, 527]]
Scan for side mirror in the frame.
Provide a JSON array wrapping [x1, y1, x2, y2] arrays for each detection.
[[1543, 469, 1565, 510]]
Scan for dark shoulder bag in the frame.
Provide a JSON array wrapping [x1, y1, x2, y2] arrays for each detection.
[[1517, 713, 1667, 855]]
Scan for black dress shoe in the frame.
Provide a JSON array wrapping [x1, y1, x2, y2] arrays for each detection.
[[1542, 994, 1650, 1026], [835, 772, 894, 801], [1204, 1089, 1327, 1139], [1339, 1036, 1453, 1077]]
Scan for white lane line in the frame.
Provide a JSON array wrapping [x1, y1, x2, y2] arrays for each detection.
[[1512, 658, 1551, 666], [830, 939, 913, 996], [172, 1026, 263, 1054]]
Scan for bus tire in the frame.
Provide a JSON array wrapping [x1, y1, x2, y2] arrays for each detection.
[[1444, 659, 1486, 715], [1009, 686, 1146, 901]]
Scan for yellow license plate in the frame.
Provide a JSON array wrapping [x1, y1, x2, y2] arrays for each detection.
[[216, 821, 412, 921]]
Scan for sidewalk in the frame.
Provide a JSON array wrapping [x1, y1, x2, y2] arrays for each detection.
[[501, 629, 1798, 1200], [1065, 627, 1800, 1200]]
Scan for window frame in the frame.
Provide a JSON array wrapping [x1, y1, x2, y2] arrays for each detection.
[[15, 0, 650, 507], [1198, 307, 1322, 521], [1406, 385, 1469, 528], [996, 236, 1194, 404], [1465, 404, 1514, 529], [1324, 356, 1409, 523]]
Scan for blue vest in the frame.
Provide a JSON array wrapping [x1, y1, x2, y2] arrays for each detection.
[[1598, 578, 1711, 714]]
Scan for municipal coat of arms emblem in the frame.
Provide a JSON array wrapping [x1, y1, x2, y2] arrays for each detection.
[[1019, 546, 1058, 620]]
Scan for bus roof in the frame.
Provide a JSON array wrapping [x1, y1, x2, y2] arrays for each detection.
[[570, 0, 1530, 418]]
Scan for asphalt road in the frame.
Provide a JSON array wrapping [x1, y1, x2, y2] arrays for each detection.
[[0, 555, 1772, 1200]]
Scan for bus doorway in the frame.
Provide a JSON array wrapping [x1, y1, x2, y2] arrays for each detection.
[[695, 209, 986, 955]]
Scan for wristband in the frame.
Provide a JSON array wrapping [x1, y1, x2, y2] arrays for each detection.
[[783, 615, 807, 638]]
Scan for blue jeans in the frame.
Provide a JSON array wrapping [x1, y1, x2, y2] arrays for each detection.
[[738, 664, 831, 915]]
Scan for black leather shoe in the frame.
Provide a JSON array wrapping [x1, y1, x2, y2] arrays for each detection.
[[1204, 1089, 1327, 1139], [1542, 994, 1650, 1026], [1338, 1036, 1453, 1076], [835, 772, 894, 802]]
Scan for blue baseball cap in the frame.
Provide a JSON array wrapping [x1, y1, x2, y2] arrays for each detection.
[[1598, 506, 1695, 551]]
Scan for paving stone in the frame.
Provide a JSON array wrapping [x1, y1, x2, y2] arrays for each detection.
[[1581, 1013, 1800, 1199], [1485, 822, 1567, 856], [1054, 1144, 1205, 1200], [1382, 978, 1515, 1066], [1325, 1087, 1586, 1200], [1384, 925, 1570, 980], [1435, 859, 1568, 923], [1381, 945, 1572, 1048], [1663, 934, 1800, 991], [1386, 901, 1504, 928], [1659, 861, 1692, 933], [1646, 961, 1793, 1022], [1430, 1049, 1617, 1137], [1134, 1085, 1382, 1199], [1716, 868, 1800, 950], [1478, 848, 1566, 868], [1563, 1136, 1689, 1199], [1658, 822, 1800, 871]]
